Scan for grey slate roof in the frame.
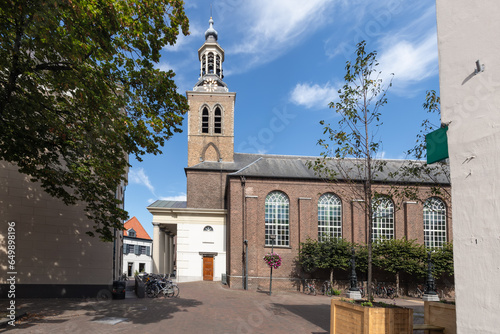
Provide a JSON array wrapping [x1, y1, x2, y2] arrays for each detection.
[[186, 153, 450, 185], [148, 200, 187, 209]]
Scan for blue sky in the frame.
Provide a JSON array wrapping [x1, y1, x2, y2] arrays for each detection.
[[125, 0, 441, 238]]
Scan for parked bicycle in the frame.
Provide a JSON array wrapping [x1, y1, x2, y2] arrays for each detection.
[[143, 273, 180, 298], [410, 284, 425, 298], [304, 280, 316, 296], [374, 283, 395, 298], [321, 280, 333, 296]]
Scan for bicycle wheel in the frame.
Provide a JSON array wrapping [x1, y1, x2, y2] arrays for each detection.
[[167, 285, 180, 298], [325, 287, 333, 297], [146, 284, 159, 298]]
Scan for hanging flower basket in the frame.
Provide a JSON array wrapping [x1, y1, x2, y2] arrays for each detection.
[[263, 252, 282, 269]]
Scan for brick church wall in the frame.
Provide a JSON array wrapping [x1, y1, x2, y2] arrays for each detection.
[[225, 176, 452, 291]]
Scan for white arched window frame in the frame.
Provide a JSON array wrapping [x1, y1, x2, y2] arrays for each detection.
[[201, 106, 209, 133], [318, 193, 342, 241], [424, 197, 447, 248], [265, 191, 289, 246], [372, 197, 394, 241]]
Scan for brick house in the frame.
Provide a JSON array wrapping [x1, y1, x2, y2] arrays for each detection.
[[149, 18, 452, 290]]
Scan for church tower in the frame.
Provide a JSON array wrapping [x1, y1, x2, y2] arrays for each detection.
[[186, 18, 236, 167]]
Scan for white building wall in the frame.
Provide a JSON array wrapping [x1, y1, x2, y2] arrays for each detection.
[[150, 208, 226, 283], [123, 238, 152, 276], [436, 1, 500, 332]]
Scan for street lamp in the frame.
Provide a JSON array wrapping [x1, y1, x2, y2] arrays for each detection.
[[423, 250, 439, 301], [269, 235, 276, 296]]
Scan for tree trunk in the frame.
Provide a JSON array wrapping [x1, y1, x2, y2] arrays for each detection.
[[396, 271, 400, 297], [330, 268, 334, 288]]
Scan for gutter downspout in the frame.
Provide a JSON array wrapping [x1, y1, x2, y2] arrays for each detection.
[[240, 176, 248, 290]]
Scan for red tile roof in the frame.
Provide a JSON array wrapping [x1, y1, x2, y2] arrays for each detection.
[[124, 216, 151, 240]]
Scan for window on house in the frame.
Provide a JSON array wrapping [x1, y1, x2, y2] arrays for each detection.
[[128, 229, 136, 238], [424, 197, 447, 248], [203, 225, 214, 232], [214, 107, 222, 134], [140, 246, 147, 255], [127, 244, 134, 254], [202, 107, 209, 133], [372, 196, 394, 241], [139, 263, 145, 273], [265, 191, 289, 247], [318, 193, 342, 241]]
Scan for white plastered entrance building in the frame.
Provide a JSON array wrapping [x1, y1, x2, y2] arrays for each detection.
[[148, 200, 226, 282]]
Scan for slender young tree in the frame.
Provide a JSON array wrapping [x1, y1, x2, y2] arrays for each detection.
[[0, 0, 190, 241], [308, 40, 392, 300]]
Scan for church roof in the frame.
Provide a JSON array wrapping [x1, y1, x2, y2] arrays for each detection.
[[148, 200, 187, 209], [124, 216, 152, 240], [185, 153, 450, 185]]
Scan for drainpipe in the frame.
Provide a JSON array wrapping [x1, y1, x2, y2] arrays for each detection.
[[241, 176, 247, 290]]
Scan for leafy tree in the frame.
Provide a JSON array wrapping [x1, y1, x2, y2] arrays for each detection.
[[317, 237, 352, 284], [429, 242, 454, 278], [308, 40, 392, 300], [298, 238, 321, 273], [0, 0, 189, 241], [373, 238, 425, 296]]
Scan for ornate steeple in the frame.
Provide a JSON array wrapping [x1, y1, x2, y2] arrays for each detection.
[[193, 17, 228, 93]]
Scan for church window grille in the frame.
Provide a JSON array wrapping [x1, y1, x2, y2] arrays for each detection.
[[372, 197, 394, 241], [214, 107, 222, 134], [265, 191, 289, 247], [424, 197, 447, 248], [202, 107, 209, 133], [318, 193, 342, 241]]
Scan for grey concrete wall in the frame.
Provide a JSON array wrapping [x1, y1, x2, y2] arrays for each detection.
[[0, 161, 118, 296]]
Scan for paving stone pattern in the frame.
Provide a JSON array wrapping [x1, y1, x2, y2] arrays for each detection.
[[0, 281, 425, 334]]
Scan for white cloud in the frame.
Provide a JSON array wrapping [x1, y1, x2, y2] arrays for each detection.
[[227, 0, 335, 72], [159, 193, 187, 201], [378, 31, 438, 88], [163, 24, 203, 52], [290, 82, 338, 109], [129, 168, 156, 195]]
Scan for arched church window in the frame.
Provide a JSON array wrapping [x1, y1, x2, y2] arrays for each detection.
[[318, 193, 342, 241], [203, 225, 214, 232], [202, 107, 209, 133], [214, 107, 222, 134], [424, 197, 447, 248], [372, 196, 394, 241], [265, 191, 289, 246]]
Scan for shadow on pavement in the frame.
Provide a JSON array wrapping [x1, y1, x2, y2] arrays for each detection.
[[273, 303, 330, 333], [0, 296, 202, 331]]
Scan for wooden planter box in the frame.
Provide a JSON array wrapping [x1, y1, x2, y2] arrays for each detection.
[[424, 301, 456, 334], [330, 299, 413, 334]]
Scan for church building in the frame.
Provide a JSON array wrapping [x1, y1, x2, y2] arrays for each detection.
[[148, 18, 452, 290]]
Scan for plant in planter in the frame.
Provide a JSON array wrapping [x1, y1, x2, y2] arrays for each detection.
[[331, 299, 413, 334]]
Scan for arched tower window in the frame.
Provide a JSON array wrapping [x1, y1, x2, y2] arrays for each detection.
[[201, 107, 209, 133], [372, 196, 394, 241], [424, 197, 447, 248], [318, 193, 342, 241], [216, 55, 221, 77], [207, 52, 214, 74], [214, 107, 222, 134], [201, 54, 206, 76], [265, 191, 289, 246]]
